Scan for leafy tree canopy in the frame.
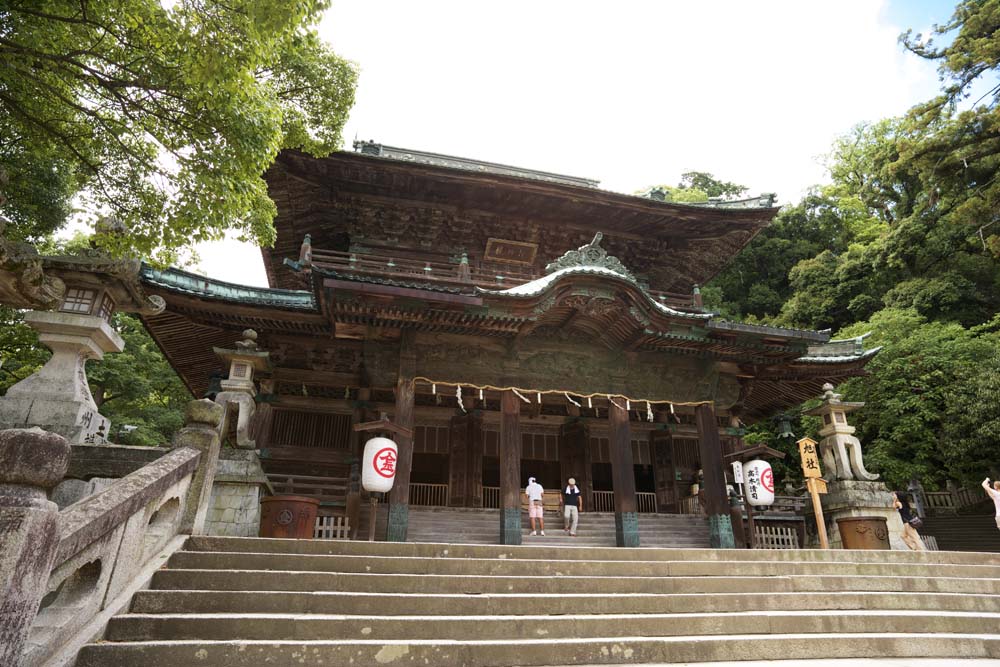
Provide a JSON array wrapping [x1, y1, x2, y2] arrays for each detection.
[[0, 1, 357, 263]]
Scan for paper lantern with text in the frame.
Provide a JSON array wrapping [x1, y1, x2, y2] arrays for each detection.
[[743, 459, 775, 507], [362, 436, 397, 493]]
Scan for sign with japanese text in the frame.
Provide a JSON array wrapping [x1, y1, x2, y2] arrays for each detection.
[[743, 459, 775, 506], [362, 436, 397, 493], [731, 461, 744, 484], [797, 437, 822, 479]]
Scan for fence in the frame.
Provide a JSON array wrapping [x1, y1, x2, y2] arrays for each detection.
[[592, 490, 615, 512], [410, 483, 449, 507], [636, 492, 658, 513], [753, 524, 800, 549], [483, 486, 500, 509], [921, 488, 982, 514], [314, 515, 350, 540]]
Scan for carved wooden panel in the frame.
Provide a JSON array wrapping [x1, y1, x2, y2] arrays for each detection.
[[484, 238, 538, 265]]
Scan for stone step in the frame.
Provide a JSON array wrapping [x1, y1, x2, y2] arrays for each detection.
[[129, 589, 1000, 616], [149, 568, 1000, 595], [103, 610, 1000, 642], [183, 535, 1000, 564], [164, 550, 1000, 579], [73, 633, 1000, 666]]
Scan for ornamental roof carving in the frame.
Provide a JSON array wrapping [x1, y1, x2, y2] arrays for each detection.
[[543, 232, 636, 280]]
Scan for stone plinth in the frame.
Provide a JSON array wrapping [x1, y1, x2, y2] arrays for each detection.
[[204, 449, 270, 537], [0, 311, 123, 444], [805, 479, 908, 550], [0, 427, 70, 666]]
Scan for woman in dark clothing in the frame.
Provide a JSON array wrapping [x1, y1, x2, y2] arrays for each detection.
[[892, 490, 925, 551]]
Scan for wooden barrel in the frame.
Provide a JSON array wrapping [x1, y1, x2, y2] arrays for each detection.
[[259, 495, 320, 539]]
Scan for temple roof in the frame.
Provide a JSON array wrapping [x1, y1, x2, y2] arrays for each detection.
[[262, 147, 780, 294]]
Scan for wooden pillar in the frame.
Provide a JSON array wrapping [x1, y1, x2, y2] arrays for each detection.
[[499, 390, 522, 544], [448, 409, 483, 507], [386, 332, 416, 542], [695, 402, 735, 548], [609, 400, 639, 547]]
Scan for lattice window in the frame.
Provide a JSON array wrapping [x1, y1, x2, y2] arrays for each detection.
[[97, 293, 115, 321], [231, 363, 248, 379], [60, 288, 97, 314], [270, 409, 352, 449]]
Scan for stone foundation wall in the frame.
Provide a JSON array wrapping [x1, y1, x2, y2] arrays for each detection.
[[203, 449, 268, 537], [205, 483, 261, 537]]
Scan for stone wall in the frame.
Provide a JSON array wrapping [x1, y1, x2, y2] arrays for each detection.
[[203, 448, 269, 537]]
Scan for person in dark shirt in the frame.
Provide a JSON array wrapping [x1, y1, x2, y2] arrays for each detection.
[[561, 478, 583, 536], [893, 490, 925, 550]]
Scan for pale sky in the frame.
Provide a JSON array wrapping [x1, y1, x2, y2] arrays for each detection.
[[195, 0, 952, 287]]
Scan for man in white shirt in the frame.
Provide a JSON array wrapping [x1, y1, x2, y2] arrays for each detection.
[[983, 478, 1000, 530], [525, 476, 545, 536]]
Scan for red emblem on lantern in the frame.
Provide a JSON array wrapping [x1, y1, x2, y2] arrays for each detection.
[[374, 447, 397, 478], [761, 467, 774, 493]]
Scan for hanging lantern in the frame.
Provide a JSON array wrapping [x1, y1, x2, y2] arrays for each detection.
[[362, 436, 398, 493], [743, 459, 775, 506]]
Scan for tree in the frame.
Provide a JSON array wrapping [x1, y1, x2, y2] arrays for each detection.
[[679, 171, 748, 199], [0, 1, 357, 262]]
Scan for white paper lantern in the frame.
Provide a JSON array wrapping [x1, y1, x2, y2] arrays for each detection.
[[743, 459, 775, 506], [362, 436, 398, 493]]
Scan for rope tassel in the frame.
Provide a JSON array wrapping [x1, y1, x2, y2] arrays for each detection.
[[512, 388, 532, 404], [456, 385, 465, 413], [565, 393, 581, 407]]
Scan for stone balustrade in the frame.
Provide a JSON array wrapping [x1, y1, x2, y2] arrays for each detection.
[[1, 399, 224, 667]]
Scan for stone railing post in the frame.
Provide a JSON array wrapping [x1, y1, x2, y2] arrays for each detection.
[[171, 399, 224, 535], [0, 427, 70, 666]]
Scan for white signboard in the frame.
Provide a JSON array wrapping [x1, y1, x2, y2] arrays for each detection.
[[361, 436, 397, 493], [743, 459, 775, 507], [731, 461, 744, 485]]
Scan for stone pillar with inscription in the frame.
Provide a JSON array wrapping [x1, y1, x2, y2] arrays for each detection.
[[499, 390, 523, 544], [0, 310, 123, 444], [609, 400, 640, 547], [387, 331, 416, 542], [695, 402, 735, 548]]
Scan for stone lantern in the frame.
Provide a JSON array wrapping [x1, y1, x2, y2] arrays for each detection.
[[212, 329, 271, 449], [804, 383, 878, 482], [0, 277, 125, 444]]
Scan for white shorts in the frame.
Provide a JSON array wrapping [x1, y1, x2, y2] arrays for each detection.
[[529, 503, 544, 519]]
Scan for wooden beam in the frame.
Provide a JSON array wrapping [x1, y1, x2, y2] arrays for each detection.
[[386, 330, 416, 542], [323, 278, 484, 306], [609, 399, 639, 547], [696, 403, 735, 548]]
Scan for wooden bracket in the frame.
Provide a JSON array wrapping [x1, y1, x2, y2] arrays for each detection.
[[353, 415, 413, 438]]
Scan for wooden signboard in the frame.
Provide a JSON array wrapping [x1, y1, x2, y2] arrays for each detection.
[[797, 437, 822, 478], [484, 238, 538, 265]]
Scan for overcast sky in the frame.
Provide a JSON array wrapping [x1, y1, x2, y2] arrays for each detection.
[[195, 0, 956, 286]]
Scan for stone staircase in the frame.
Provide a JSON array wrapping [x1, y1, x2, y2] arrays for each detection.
[[356, 505, 712, 547], [76, 536, 1000, 665], [922, 514, 1000, 552]]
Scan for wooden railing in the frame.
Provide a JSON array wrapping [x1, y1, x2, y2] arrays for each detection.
[[636, 492, 657, 513], [268, 473, 347, 504], [309, 248, 701, 310], [314, 515, 350, 539], [922, 488, 982, 513], [592, 490, 615, 513], [753, 524, 800, 549], [483, 486, 500, 509], [410, 483, 449, 507]]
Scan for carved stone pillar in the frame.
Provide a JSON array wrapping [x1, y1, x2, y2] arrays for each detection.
[[171, 399, 224, 535], [0, 427, 70, 665], [609, 400, 639, 547], [387, 331, 416, 542], [695, 403, 735, 548], [499, 390, 522, 545], [0, 311, 123, 444]]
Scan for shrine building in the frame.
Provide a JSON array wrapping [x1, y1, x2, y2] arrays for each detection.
[[137, 142, 877, 547]]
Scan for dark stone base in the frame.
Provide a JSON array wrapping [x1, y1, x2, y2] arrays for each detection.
[[386, 503, 409, 542], [500, 508, 522, 545], [708, 512, 736, 548], [615, 511, 640, 547]]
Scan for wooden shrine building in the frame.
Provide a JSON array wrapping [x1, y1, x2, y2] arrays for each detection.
[[138, 142, 878, 547]]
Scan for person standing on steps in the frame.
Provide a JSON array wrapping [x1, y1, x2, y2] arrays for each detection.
[[982, 478, 1000, 531], [892, 490, 925, 550], [525, 476, 545, 536], [561, 477, 582, 536]]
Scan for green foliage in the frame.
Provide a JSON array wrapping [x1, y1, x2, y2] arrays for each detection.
[[704, 1, 1000, 489], [0, 1, 357, 261], [640, 171, 748, 204]]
